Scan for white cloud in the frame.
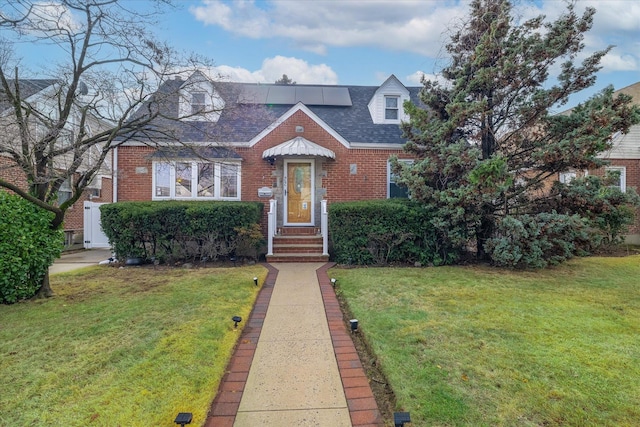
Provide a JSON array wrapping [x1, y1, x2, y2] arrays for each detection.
[[190, 0, 467, 56], [9, 1, 82, 35], [601, 53, 638, 72], [209, 55, 338, 84], [190, 0, 639, 73]]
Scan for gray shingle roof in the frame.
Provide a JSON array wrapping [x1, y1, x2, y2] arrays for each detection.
[[125, 78, 423, 146], [0, 79, 58, 112]]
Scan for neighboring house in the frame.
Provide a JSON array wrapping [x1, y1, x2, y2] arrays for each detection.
[[597, 82, 640, 243], [113, 73, 420, 261], [558, 81, 640, 244], [0, 79, 113, 246]]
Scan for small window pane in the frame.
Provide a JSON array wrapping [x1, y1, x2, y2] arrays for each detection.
[[385, 109, 398, 120], [175, 162, 192, 197], [197, 163, 214, 197], [221, 164, 238, 198], [385, 97, 398, 108], [155, 163, 171, 197], [58, 178, 72, 204], [192, 92, 206, 114]]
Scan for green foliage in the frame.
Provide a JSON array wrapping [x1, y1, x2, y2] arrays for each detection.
[[546, 175, 640, 244], [329, 199, 459, 266], [0, 265, 266, 425], [0, 191, 63, 303], [485, 212, 601, 268], [100, 201, 263, 263], [397, 0, 640, 264], [330, 257, 640, 426]]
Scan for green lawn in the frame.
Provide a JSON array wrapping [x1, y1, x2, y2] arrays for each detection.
[[0, 265, 267, 427], [330, 255, 640, 427]]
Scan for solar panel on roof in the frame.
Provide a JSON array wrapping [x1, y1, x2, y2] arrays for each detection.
[[266, 86, 296, 104], [295, 87, 324, 105], [235, 84, 352, 106], [238, 86, 269, 104], [322, 87, 352, 106]]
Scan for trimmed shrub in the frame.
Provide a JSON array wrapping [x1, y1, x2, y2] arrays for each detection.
[[0, 191, 63, 304], [329, 199, 444, 266], [485, 212, 602, 268], [100, 201, 264, 263]]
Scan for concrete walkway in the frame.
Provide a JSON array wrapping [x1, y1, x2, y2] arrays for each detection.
[[206, 263, 383, 427], [49, 248, 113, 274]]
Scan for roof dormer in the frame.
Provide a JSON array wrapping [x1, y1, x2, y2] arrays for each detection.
[[368, 75, 410, 124], [178, 71, 225, 122]]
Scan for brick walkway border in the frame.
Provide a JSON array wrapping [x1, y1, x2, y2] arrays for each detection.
[[205, 262, 383, 427]]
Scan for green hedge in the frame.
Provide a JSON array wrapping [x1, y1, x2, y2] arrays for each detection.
[[100, 201, 264, 263], [0, 191, 63, 304], [485, 213, 602, 268], [329, 199, 443, 266]]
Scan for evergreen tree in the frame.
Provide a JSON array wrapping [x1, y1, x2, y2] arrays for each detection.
[[395, 0, 640, 263], [275, 74, 296, 85]]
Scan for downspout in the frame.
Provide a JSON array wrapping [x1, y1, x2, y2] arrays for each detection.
[[112, 146, 118, 202]]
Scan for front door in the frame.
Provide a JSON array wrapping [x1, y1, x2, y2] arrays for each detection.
[[284, 160, 313, 225]]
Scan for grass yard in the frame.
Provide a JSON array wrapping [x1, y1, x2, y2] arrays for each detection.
[[330, 255, 640, 427], [0, 264, 267, 427]]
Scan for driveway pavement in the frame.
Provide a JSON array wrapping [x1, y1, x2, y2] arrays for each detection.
[[49, 248, 114, 274]]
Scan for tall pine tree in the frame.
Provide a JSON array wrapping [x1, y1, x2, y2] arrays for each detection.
[[395, 0, 640, 263]]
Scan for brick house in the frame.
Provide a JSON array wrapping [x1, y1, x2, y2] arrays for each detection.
[[113, 73, 420, 261], [595, 82, 640, 243], [113, 72, 640, 259], [0, 79, 113, 246]]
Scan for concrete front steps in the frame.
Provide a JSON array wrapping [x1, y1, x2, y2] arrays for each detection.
[[266, 226, 329, 263]]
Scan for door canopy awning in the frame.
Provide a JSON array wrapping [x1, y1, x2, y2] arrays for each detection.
[[262, 136, 335, 159]]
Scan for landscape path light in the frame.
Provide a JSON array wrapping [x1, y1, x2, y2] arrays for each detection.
[[394, 411, 411, 426], [232, 316, 242, 328], [174, 412, 192, 427], [253, 276, 258, 286]]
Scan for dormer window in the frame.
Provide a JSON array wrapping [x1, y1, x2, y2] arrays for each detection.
[[385, 96, 399, 120], [368, 75, 410, 124], [191, 92, 206, 115]]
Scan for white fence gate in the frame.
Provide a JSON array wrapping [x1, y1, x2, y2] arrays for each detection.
[[83, 202, 111, 249]]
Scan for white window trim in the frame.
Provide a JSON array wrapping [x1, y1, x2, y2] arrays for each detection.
[[152, 160, 241, 201], [559, 171, 577, 184], [384, 95, 400, 123], [605, 166, 626, 192], [387, 159, 413, 198]]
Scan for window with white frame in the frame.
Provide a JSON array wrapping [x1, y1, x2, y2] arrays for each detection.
[[153, 160, 241, 200], [388, 159, 412, 198], [605, 166, 626, 192], [559, 171, 576, 184], [385, 95, 399, 120]]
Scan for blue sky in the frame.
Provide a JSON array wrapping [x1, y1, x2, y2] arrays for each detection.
[[8, 0, 640, 110]]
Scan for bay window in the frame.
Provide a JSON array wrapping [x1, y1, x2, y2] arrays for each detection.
[[153, 160, 241, 200]]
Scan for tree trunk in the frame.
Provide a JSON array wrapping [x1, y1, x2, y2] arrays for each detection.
[[34, 270, 54, 299], [476, 206, 494, 261]]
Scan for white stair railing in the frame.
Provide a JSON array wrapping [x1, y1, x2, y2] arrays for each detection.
[[321, 199, 328, 256], [267, 199, 277, 256]]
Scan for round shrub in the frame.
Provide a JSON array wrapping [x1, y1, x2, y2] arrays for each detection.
[[0, 191, 63, 304]]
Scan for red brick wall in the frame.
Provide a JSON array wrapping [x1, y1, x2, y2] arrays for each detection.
[[116, 112, 410, 205], [115, 146, 155, 201], [115, 111, 412, 234]]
